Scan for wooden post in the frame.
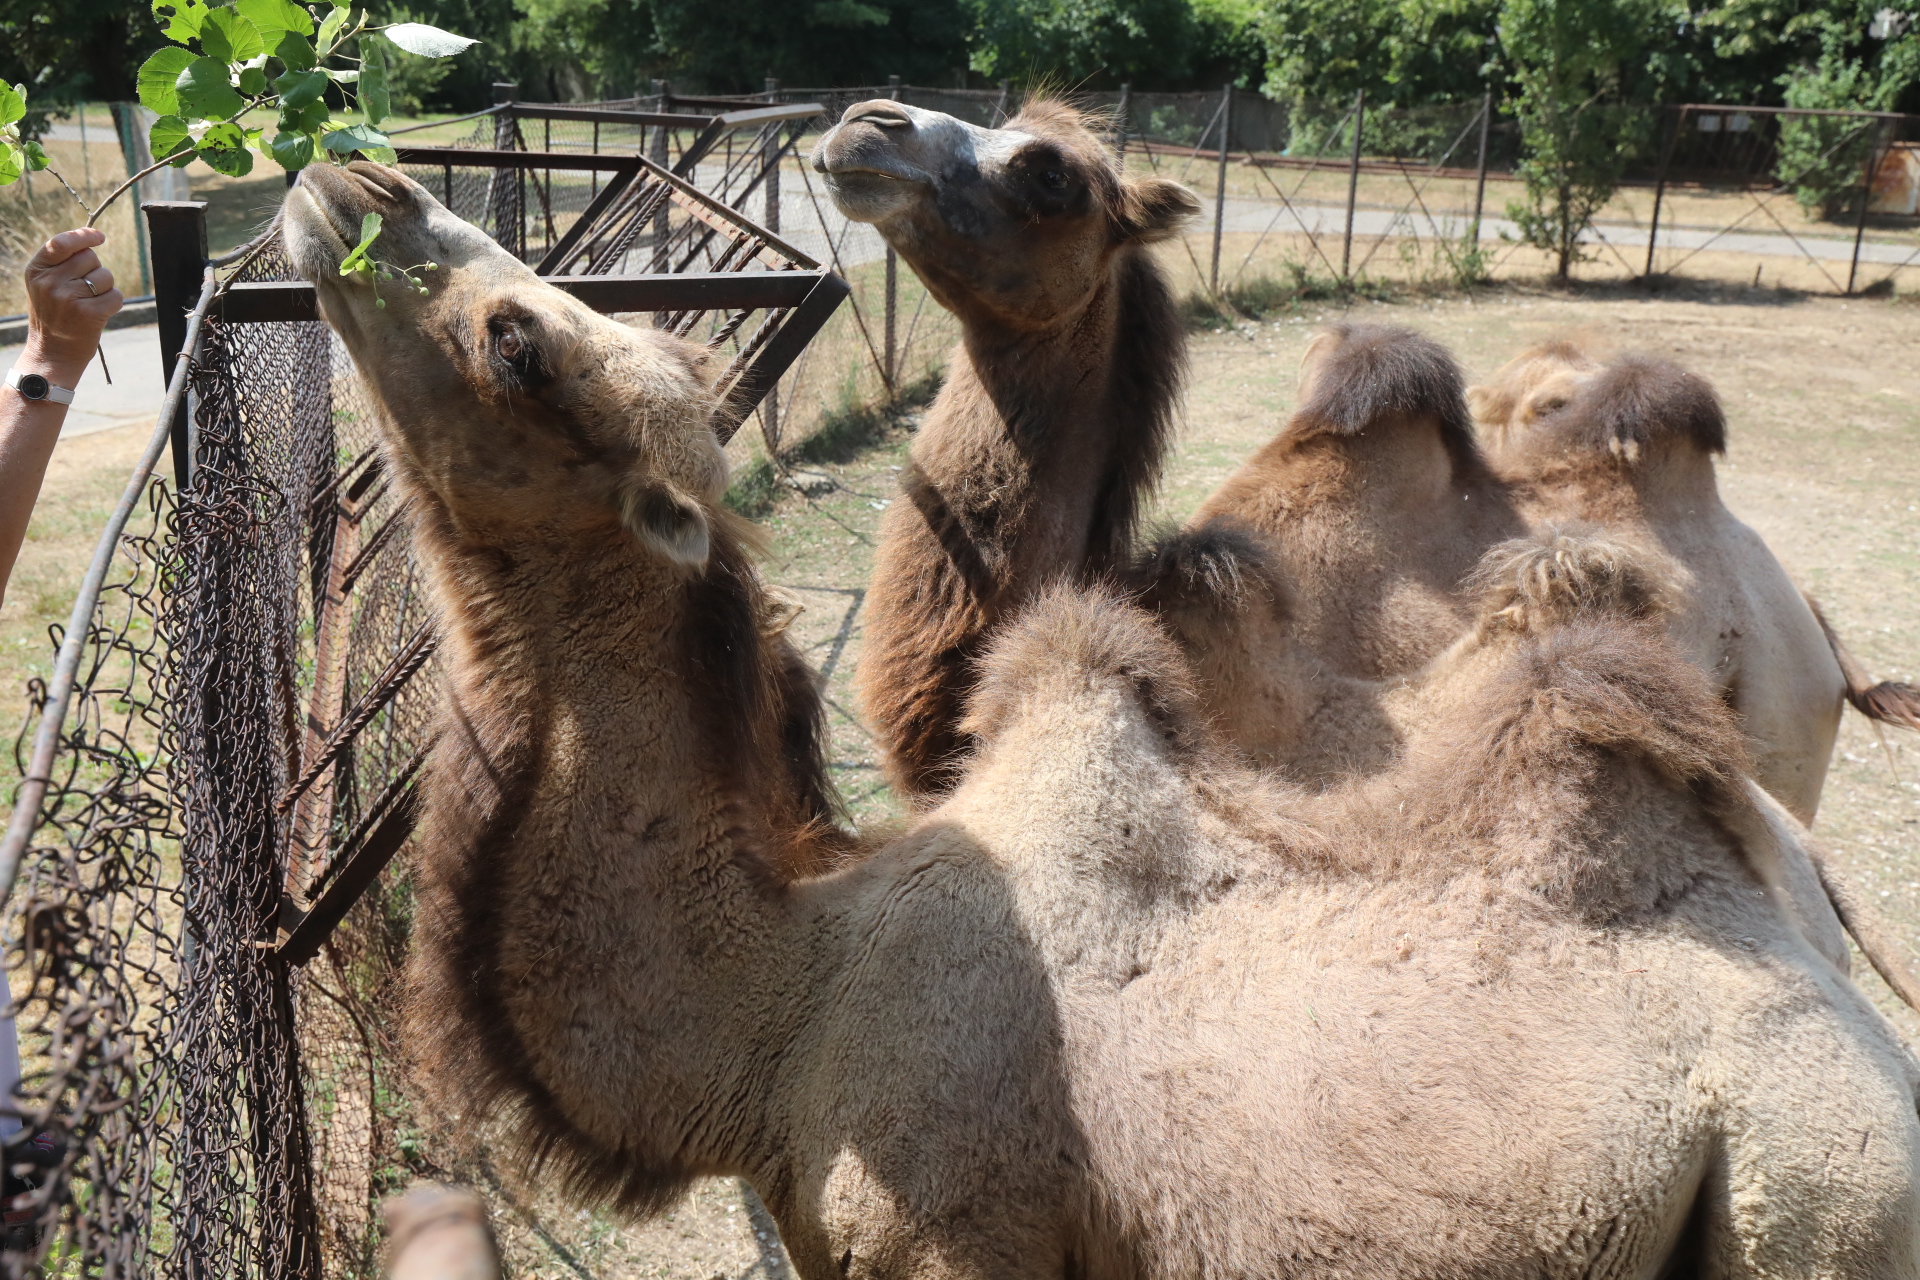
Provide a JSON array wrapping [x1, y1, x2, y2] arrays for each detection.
[[1342, 89, 1364, 279], [145, 200, 208, 492], [1211, 84, 1232, 292], [995, 78, 1010, 125], [1847, 118, 1886, 295], [1644, 106, 1684, 278], [1114, 83, 1131, 159], [1471, 89, 1492, 244]]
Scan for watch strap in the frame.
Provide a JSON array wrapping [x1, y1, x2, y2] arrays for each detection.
[[5, 367, 76, 406]]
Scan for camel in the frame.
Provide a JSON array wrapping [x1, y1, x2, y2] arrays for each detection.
[[1469, 340, 1920, 820], [810, 98, 1200, 799], [289, 160, 1920, 1279]]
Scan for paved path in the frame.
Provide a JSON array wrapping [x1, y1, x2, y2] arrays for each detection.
[[0, 324, 164, 439]]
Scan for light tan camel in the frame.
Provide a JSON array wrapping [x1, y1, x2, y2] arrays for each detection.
[[1469, 340, 1920, 820], [810, 98, 1199, 800], [290, 160, 1920, 1279]]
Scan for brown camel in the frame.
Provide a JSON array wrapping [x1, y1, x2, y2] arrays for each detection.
[[290, 160, 1920, 1279], [810, 98, 1199, 799], [1469, 340, 1920, 820]]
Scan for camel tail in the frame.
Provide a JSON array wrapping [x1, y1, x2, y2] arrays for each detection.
[[1808, 851, 1920, 1013], [1805, 594, 1920, 732]]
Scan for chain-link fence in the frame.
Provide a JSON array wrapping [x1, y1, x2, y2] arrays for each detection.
[[0, 104, 846, 1269]]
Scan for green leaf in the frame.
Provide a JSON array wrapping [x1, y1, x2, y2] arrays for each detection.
[[197, 118, 254, 174], [152, 0, 210, 43], [21, 139, 48, 171], [238, 64, 268, 94], [138, 47, 197, 115], [270, 129, 315, 169], [279, 95, 329, 132], [340, 211, 381, 274], [359, 144, 397, 164], [275, 66, 328, 108], [0, 82, 22, 128], [176, 56, 246, 118], [149, 113, 196, 163], [316, 5, 347, 52], [235, 0, 312, 39], [381, 21, 479, 57], [274, 29, 316, 70], [202, 7, 266, 61], [324, 67, 359, 82], [0, 145, 21, 186], [322, 120, 390, 154], [358, 34, 389, 124]]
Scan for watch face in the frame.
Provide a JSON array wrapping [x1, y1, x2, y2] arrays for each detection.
[[16, 373, 48, 400]]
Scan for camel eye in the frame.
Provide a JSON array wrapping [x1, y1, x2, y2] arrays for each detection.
[[1040, 168, 1068, 191], [496, 328, 524, 361]]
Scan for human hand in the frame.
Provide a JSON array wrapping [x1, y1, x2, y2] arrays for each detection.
[[20, 229, 124, 387]]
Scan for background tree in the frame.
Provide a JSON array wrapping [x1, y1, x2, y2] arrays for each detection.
[[1260, 0, 1505, 107], [966, 0, 1261, 88], [1498, 0, 1678, 279]]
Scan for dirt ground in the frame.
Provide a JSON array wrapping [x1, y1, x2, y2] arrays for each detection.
[[4, 276, 1917, 1275]]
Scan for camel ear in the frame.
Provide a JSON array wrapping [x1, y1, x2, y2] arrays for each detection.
[[1465, 382, 1506, 426], [621, 481, 711, 568], [1116, 178, 1200, 243]]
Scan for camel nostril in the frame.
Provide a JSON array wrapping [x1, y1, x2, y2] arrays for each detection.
[[843, 101, 913, 129]]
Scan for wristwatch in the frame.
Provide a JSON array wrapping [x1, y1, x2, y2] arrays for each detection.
[[5, 368, 75, 405]]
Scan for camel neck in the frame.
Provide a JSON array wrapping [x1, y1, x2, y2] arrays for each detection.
[[405, 516, 806, 1200], [924, 248, 1184, 583]]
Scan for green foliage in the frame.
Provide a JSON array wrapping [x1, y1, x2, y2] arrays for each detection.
[[968, 0, 1261, 87], [1261, 0, 1503, 107], [1499, 0, 1670, 279], [0, 0, 472, 200]]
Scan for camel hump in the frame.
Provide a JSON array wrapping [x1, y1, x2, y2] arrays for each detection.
[[1129, 518, 1291, 624], [1551, 355, 1728, 462], [1288, 323, 1474, 453], [1466, 526, 1681, 637], [1805, 594, 1920, 732], [963, 583, 1206, 758]]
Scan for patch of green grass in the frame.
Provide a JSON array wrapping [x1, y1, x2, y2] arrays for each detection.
[[1182, 263, 1399, 329], [724, 366, 945, 517]]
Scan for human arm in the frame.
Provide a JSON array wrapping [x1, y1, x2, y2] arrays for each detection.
[[0, 229, 123, 608]]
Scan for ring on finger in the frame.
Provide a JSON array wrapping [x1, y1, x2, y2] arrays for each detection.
[[81, 274, 100, 296]]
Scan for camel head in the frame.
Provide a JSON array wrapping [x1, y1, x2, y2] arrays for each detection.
[[810, 99, 1199, 328], [285, 161, 724, 565], [1466, 340, 1604, 456]]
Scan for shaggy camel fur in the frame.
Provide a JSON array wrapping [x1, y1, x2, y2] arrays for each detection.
[[291, 161, 1920, 1279], [811, 99, 1198, 799], [1469, 340, 1920, 820]]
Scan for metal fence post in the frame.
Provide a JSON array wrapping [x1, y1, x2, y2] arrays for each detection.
[[1847, 119, 1887, 295], [1645, 106, 1684, 279], [995, 78, 1010, 125], [1211, 85, 1233, 293], [145, 200, 208, 492], [885, 74, 901, 392], [1471, 88, 1492, 244], [110, 103, 154, 295], [763, 75, 782, 447], [651, 79, 671, 272], [488, 82, 522, 258], [1342, 89, 1365, 279], [1115, 82, 1131, 159]]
